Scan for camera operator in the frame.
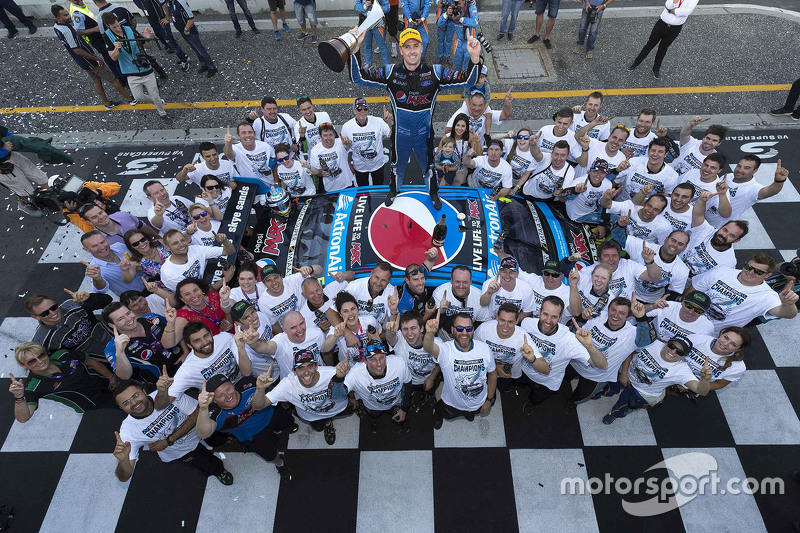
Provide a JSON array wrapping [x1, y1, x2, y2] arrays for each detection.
[[102, 12, 173, 125], [0, 136, 49, 217], [574, 0, 612, 59], [402, 0, 431, 58]]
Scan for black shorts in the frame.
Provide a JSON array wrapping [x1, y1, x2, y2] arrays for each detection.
[[268, 0, 285, 11], [387, 3, 399, 37], [240, 406, 294, 462]]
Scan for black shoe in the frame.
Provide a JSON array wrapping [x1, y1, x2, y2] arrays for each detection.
[[527, 34, 539, 44], [626, 63, 637, 71], [507, 33, 513, 41], [276, 455, 293, 482], [235, 29, 243, 38], [275, 422, 298, 434], [252, 27, 261, 34], [215, 470, 234, 485], [384, 189, 399, 206], [522, 400, 535, 416], [198, 65, 208, 73], [652, 68, 661, 80], [433, 410, 443, 430], [464, 412, 475, 422], [206, 68, 218, 78], [323, 422, 336, 445], [430, 188, 442, 210], [370, 418, 380, 434], [769, 107, 793, 116], [27, 25, 37, 35], [602, 414, 616, 425], [497, 33, 504, 41], [7, 28, 18, 39], [792, 110, 800, 121], [543, 39, 552, 49]]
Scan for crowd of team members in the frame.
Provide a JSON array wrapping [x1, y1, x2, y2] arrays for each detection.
[[7, 89, 799, 487]]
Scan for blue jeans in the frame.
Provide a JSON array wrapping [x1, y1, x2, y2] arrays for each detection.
[[294, 1, 317, 27], [600, 381, 654, 419], [577, 5, 604, 51], [499, 0, 523, 35], [224, 0, 256, 31], [437, 19, 455, 58], [534, 0, 560, 18], [364, 26, 390, 66]]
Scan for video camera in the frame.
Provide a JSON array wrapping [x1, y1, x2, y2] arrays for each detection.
[[586, 4, 600, 24], [29, 175, 118, 214]]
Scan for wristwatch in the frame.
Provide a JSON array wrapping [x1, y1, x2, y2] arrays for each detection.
[[166, 436, 174, 446], [487, 396, 496, 406]]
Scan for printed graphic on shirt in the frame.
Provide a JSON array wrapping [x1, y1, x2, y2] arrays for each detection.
[[367, 377, 402, 405], [451, 358, 486, 399], [630, 348, 666, 386], [706, 280, 748, 321]]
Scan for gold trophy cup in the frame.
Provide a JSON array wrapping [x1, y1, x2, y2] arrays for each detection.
[[318, 3, 385, 73]]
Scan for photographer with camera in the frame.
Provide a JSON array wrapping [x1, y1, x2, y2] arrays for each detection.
[[102, 12, 173, 125], [402, 0, 431, 59], [450, 0, 478, 71], [574, 0, 612, 59], [435, 0, 455, 64], [0, 137, 49, 217]]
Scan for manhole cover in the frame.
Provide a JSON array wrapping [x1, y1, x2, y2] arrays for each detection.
[[491, 47, 550, 79]]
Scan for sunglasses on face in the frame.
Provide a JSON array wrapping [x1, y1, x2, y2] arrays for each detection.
[[204, 184, 222, 190], [667, 341, 687, 357], [25, 352, 49, 365], [742, 263, 768, 276], [120, 391, 143, 407], [517, 134, 530, 140], [37, 304, 59, 317], [192, 212, 208, 220], [684, 302, 705, 314], [277, 155, 291, 163], [454, 325, 474, 332], [130, 237, 149, 247], [542, 271, 561, 278], [355, 105, 368, 111]]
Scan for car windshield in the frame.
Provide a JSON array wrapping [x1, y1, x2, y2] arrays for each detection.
[[500, 197, 550, 274], [294, 195, 336, 268]]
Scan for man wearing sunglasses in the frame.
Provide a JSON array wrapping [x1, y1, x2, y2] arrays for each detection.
[[597, 336, 711, 424], [176, 141, 237, 189], [27, 291, 113, 360], [519, 296, 606, 415], [113, 379, 234, 485], [689, 253, 798, 334], [186, 203, 220, 247], [340, 97, 392, 187], [424, 312, 497, 429], [638, 290, 714, 343], [515, 259, 573, 322]]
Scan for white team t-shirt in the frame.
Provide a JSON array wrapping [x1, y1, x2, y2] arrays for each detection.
[[271, 326, 327, 378], [436, 340, 496, 411], [615, 157, 680, 201], [159, 245, 223, 291], [471, 156, 514, 190], [522, 153, 575, 199], [672, 137, 712, 176], [190, 220, 222, 247], [432, 283, 491, 323], [474, 321, 533, 379], [391, 335, 440, 385], [691, 267, 781, 333], [575, 138, 627, 178], [147, 195, 205, 234], [168, 332, 241, 399], [186, 159, 236, 187], [341, 116, 391, 172], [685, 334, 746, 384], [118, 391, 201, 462], [343, 355, 411, 411], [625, 237, 690, 302], [581, 259, 645, 300], [621, 130, 657, 159], [608, 199, 673, 244], [294, 111, 332, 153], [570, 317, 637, 383], [570, 113, 610, 140], [627, 340, 698, 399], [682, 168, 718, 203], [345, 277, 394, 325], [562, 172, 612, 220], [705, 176, 761, 228], [266, 365, 349, 422], [502, 139, 537, 181], [252, 113, 296, 148], [680, 221, 736, 276], [229, 283, 266, 312], [481, 277, 536, 318], [242, 310, 279, 379], [257, 272, 307, 324], [232, 141, 276, 183], [661, 204, 693, 233], [309, 139, 356, 192], [334, 316, 383, 365], [520, 318, 591, 391], [645, 301, 714, 342], [276, 160, 316, 197], [517, 270, 572, 323], [535, 124, 581, 161]]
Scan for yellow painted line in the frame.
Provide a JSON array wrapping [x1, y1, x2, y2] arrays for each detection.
[[0, 84, 791, 114]]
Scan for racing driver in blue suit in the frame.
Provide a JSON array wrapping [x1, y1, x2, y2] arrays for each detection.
[[348, 26, 482, 209]]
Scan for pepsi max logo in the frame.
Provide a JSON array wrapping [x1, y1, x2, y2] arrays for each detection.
[[570, 230, 589, 258], [260, 219, 287, 255], [350, 242, 362, 267], [368, 191, 465, 270], [406, 94, 432, 106], [467, 199, 480, 219], [396, 91, 407, 103], [140, 349, 153, 361]]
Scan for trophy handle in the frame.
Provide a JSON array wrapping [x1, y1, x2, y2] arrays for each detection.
[[317, 4, 384, 73]]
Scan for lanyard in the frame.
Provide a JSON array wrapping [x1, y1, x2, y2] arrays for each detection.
[[186, 300, 221, 326], [243, 285, 260, 306]]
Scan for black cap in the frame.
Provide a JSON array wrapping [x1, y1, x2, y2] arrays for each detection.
[[590, 159, 610, 173], [667, 336, 693, 354], [683, 291, 711, 312], [364, 341, 389, 359], [206, 374, 230, 392], [231, 301, 253, 322], [542, 259, 561, 274], [260, 264, 281, 279]]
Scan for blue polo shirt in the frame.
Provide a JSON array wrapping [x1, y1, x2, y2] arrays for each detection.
[[88, 242, 147, 296]]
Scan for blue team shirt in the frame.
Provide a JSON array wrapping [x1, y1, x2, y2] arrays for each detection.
[[207, 377, 275, 442]]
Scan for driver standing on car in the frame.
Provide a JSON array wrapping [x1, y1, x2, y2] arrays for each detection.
[[348, 27, 482, 209]]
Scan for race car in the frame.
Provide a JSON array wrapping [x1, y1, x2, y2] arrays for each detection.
[[232, 185, 601, 287]]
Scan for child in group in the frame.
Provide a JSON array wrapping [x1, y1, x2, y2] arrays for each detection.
[[434, 137, 462, 185]]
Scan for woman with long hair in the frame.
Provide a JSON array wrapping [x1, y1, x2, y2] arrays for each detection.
[[438, 113, 482, 186], [161, 278, 234, 350], [122, 229, 169, 286], [685, 327, 751, 391]]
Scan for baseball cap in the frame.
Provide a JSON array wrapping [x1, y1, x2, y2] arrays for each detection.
[[293, 348, 316, 369], [500, 256, 518, 272], [231, 301, 253, 322], [590, 159, 610, 173], [667, 336, 693, 355], [205, 374, 230, 392], [683, 291, 711, 312], [260, 264, 281, 279], [480, 65, 488, 76], [353, 97, 368, 110], [542, 259, 561, 274], [399, 28, 422, 46]]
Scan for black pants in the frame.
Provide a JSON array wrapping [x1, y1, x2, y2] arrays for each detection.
[[178, 443, 225, 477], [435, 399, 480, 420], [632, 19, 683, 71], [783, 77, 800, 111], [519, 374, 556, 405], [308, 404, 354, 431], [354, 163, 388, 186], [0, 0, 33, 31], [239, 406, 294, 462], [563, 365, 600, 403]]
